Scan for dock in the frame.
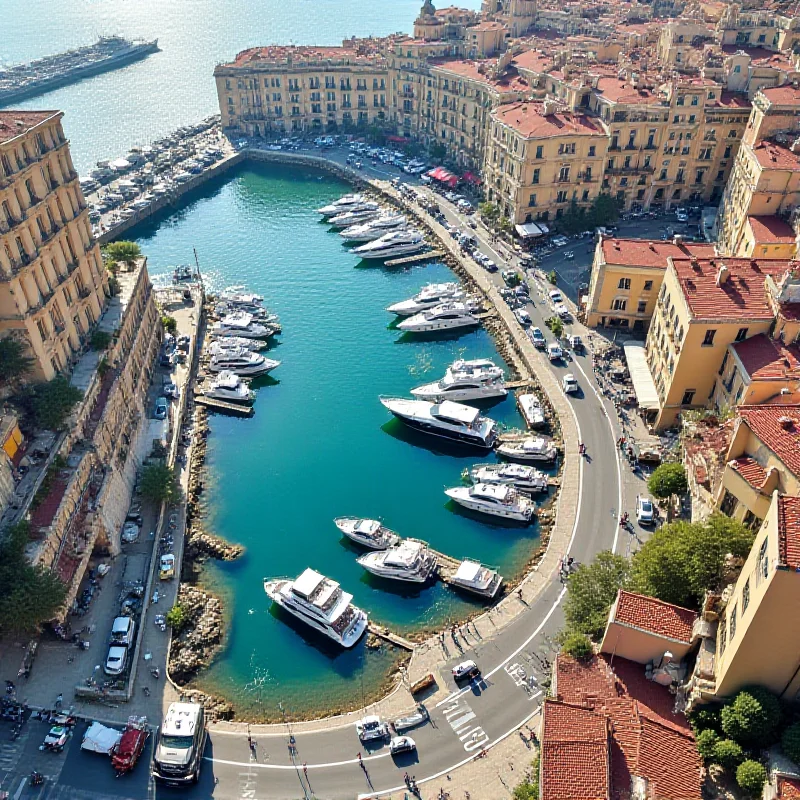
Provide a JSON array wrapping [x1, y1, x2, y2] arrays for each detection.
[[193, 395, 254, 417], [367, 623, 415, 651], [384, 249, 444, 267], [430, 548, 463, 584], [505, 379, 533, 389]]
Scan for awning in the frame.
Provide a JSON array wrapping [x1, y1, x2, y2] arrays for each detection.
[[427, 166, 458, 185], [462, 171, 482, 185], [622, 343, 661, 410], [515, 222, 544, 238], [387, 135, 410, 143]]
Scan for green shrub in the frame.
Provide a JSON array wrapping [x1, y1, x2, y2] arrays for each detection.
[[166, 604, 187, 631], [689, 705, 723, 734], [547, 270, 558, 285], [561, 632, 593, 662], [781, 721, 800, 765], [736, 760, 767, 796], [90, 330, 112, 351], [713, 739, 745, 769], [721, 687, 781, 745], [161, 315, 177, 335], [545, 316, 564, 339], [696, 729, 719, 760]]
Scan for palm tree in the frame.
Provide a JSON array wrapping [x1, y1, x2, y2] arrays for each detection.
[[103, 241, 142, 271]]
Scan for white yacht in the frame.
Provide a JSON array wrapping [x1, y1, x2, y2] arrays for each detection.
[[467, 463, 549, 493], [340, 214, 406, 242], [328, 205, 380, 228], [397, 302, 480, 333], [203, 371, 255, 404], [208, 348, 280, 377], [518, 394, 546, 429], [449, 560, 503, 599], [318, 193, 367, 217], [380, 397, 497, 449], [496, 437, 558, 463], [334, 518, 400, 550], [207, 336, 266, 355], [352, 230, 426, 260], [386, 282, 464, 316], [357, 540, 437, 583], [219, 291, 264, 307], [214, 302, 279, 324], [411, 358, 506, 402], [263, 568, 368, 648], [210, 312, 272, 339], [445, 483, 535, 522]]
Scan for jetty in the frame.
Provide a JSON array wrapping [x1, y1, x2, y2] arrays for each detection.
[[193, 395, 254, 417], [367, 623, 415, 651], [430, 549, 463, 584], [384, 249, 444, 268]]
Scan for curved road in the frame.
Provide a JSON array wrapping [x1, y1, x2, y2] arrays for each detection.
[[170, 163, 630, 800]]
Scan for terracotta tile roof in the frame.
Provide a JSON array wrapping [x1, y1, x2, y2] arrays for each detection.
[[541, 700, 610, 800], [777, 495, 800, 570], [778, 777, 800, 799], [671, 257, 790, 320], [730, 456, 769, 488], [760, 85, 800, 106], [753, 141, 800, 171], [602, 238, 713, 269], [595, 76, 659, 104], [556, 651, 618, 708], [612, 590, 697, 643], [737, 404, 800, 475], [0, 111, 59, 145], [429, 59, 529, 93], [493, 102, 605, 138], [732, 334, 800, 381], [748, 215, 797, 243]]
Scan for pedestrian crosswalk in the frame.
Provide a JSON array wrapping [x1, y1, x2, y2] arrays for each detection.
[[440, 697, 490, 752]]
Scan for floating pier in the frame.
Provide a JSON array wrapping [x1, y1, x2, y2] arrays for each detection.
[[193, 395, 254, 416], [384, 249, 444, 268], [367, 623, 415, 651]]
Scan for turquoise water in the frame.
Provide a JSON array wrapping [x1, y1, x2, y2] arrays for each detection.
[[132, 162, 548, 717], [4, 0, 481, 175]]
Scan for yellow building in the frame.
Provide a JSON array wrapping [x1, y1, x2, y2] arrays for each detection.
[[586, 236, 714, 330], [0, 111, 108, 381], [214, 45, 390, 136], [734, 215, 797, 258]]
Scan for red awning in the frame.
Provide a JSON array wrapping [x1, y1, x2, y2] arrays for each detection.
[[444, 175, 458, 188], [462, 171, 482, 185], [387, 135, 410, 143], [427, 166, 448, 180]]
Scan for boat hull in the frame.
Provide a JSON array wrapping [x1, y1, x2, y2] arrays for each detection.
[[388, 412, 495, 450], [358, 559, 436, 583], [397, 318, 479, 333], [450, 574, 503, 599], [445, 489, 533, 521], [496, 445, 556, 463], [411, 383, 507, 402], [334, 518, 399, 550]]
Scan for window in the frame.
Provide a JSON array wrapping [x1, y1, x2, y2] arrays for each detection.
[[638, 301, 647, 314], [719, 351, 729, 376], [691, 95, 698, 106], [702, 329, 716, 346], [677, 96, 685, 106], [528, 193, 537, 207], [618, 278, 631, 290], [735, 327, 748, 342], [612, 298, 627, 311], [729, 604, 737, 641], [719, 616, 727, 655], [582, 189, 589, 201], [556, 190, 568, 202], [588, 145, 596, 157], [681, 389, 696, 405], [759, 537, 769, 581], [535, 145, 543, 159], [558, 166, 570, 182], [532, 168, 540, 185], [643, 280, 653, 292], [733, 64, 741, 73], [742, 578, 750, 612]]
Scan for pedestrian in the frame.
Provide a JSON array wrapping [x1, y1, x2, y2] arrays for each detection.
[[357, 752, 362, 763], [54, 693, 63, 709], [517, 588, 523, 600], [303, 762, 308, 779]]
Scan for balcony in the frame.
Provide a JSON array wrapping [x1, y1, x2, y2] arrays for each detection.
[[605, 165, 655, 175]]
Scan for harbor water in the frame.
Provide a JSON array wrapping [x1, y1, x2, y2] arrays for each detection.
[[132, 161, 549, 718]]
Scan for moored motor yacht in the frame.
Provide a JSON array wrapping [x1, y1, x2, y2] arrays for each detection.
[[397, 302, 481, 333], [263, 568, 368, 648], [352, 230, 426, 260], [386, 282, 464, 316], [380, 397, 497, 449], [340, 214, 406, 242], [449, 560, 503, 599], [496, 436, 558, 463], [208, 348, 280, 377], [210, 312, 272, 339], [334, 518, 400, 550], [357, 540, 437, 583], [203, 371, 255, 404], [219, 290, 264, 307], [444, 483, 535, 522], [207, 336, 266, 354], [518, 394, 546, 429], [411, 358, 506, 402], [318, 193, 366, 217], [467, 463, 549, 493], [327, 205, 380, 228], [214, 302, 279, 324]]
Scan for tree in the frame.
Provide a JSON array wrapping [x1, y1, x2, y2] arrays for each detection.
[[629, 515, 754, 609], [0, 337, 35, 386], [479, 201, 500, 224], [16, 378, 83, 431], [140, 463, 181, 505], [166, 604, 187, 631], [498, 216, 513, 235], [90, 330, 111, 351], [721, 687, 782, 745], [564, 551, 630, 640], [689, 705, 723, 734], [545, 316, 564, 339], [161, 315, 177, 335], [547, 270, 558, 285], [513, 756, 539, 800], [561, 632, 594, 662], [589, 193, 621, 227], [648, 463, 688, 502], [696, 729, 719, 759], [103, 241, 141, 268], [782, 721, 800, 765], [736, 760, 767, 796], [713, 739, 745, 769]]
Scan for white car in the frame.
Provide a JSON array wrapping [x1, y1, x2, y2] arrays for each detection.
[[547, 342, 563, 361], [552, 235, 569, 247], [104, 645, 128, 676], [390, 736, 417, 755], [530, 327, 546, 349], [515, 308, 532, 326], [563, 373, 579, 394], [452, 660, 481, 681], [356, 715, 390, 742], [548, 289, 564, 305], [555, 303, 571, 320], [567, 334, 583, 351], [636, 495, 655, 525]]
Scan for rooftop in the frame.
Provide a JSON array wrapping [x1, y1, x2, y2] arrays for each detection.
[[747, 215, 797, 244], [737, 404, 800, 476], [731, 333, 800, 382], [759, 85, 800, 106], [753, 141, 800, 171], [220, 45, 385, 69], [0, 111, 60, 145], [429, 58, 529, 93], [612, 589, 698, 643], [730, 456, 769, 488], [601, 238, 713, 269], [595, 76, 659, 104], [493, 102, 605, 138], [777, 495, 800, 571]]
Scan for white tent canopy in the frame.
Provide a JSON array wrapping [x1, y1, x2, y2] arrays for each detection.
[[515, 222, 544, 238], [622, 342, 660, 410], [81, 722, 122, 754]]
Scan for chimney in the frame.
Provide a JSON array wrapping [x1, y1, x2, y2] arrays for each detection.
[[673, 234, 684, 245], [778, 415, 794, 429], [716, 263, 730, 285]]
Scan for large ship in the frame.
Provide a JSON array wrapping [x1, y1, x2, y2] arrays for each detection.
[[0, 36, 160, 107]]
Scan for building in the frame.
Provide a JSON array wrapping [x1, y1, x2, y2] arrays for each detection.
[[0, 111, 109, 381]]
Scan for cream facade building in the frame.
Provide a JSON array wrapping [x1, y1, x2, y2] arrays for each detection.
[[0, 111, 108, 381]]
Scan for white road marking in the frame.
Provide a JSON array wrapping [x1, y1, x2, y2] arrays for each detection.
[[205, 751, 392, 770]]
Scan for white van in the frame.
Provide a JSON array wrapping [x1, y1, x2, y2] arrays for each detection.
[[111, 616, 135, 647]]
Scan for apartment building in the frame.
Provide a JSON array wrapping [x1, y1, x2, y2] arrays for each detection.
[[0, 111, 108, 381], [214, 45, 390, 136]]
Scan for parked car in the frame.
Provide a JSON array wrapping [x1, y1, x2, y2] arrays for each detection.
[[555, 303, 571, 321], [159, 554, 176, 580], [548, 289, 564, 305], [154, 397, 169, 420], [515, 308, 532, 326], [452, 660, 481, 682], [356, 716, 390, 742], [547, 342, 563, 361], [104, 645, 128, 676], [530, 327, 546, 349], [111, 616, 135, 647], [636, 495, 655, 525], [562, 373, 579, 394], [567, 334, 583, 351], [390, 736, 417, 755]]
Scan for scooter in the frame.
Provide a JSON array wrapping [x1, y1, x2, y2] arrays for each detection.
[[30, 772, 44, 787]]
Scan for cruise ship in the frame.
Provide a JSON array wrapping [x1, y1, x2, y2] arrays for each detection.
[[467, 463, 549, 493], [318, 194, 368, 217], [340, 214, 406, 242], [396, 302, 481, 333], [264, 568, 368, 648], [386, 282, 464, 316], [496, 436, 558, 463], [445, 484, 535, 522], [334, 518, 400, 550], [208, 349, 280, 377], [352, 230, 426, 260], [357, 540, 437, 583], [380, 397, 498, 449], [0, 36, 159, 106], [411, 358, 506, 402]]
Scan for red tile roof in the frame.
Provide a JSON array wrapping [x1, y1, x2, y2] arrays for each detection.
[[730, 456, 769, 488], [0, 111, 59, 145], [737, 404, 800, 476], [602, 238, 713, 269], [778, 777, 800, 799], [671, 257, 790, 320], [493, 102, 605, 138], [612, 590, 698, 643], [430, 59, 529, 93], [748, 215, 797, 244], [777, 495, 800, 571], [595, 76, 658, 104], [732, 334, 800, 381], [753, 141, 800, 171], [760, 85, 800, 106]]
